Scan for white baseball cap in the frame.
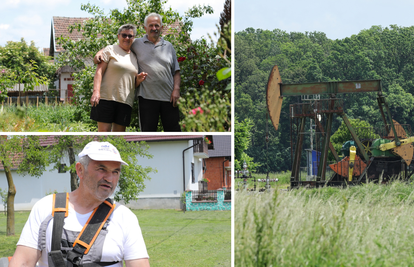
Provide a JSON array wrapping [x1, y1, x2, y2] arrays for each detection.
[[78, 141, 128, 166]]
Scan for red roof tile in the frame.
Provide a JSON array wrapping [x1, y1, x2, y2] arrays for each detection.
[[52, 16, 90, 53]]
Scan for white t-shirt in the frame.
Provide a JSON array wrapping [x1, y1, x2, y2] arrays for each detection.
[[17, 194, 149, 266]]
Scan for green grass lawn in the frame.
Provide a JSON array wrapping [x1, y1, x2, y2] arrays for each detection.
[[235, 181, 414, 266], [0, 209, 231, 266]]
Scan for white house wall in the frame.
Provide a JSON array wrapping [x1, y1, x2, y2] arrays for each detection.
[[135, 140, 204, 195], [0, 159, 71, 211], [60, 72, 73, 100]]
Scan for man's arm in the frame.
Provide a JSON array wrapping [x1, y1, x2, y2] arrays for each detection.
[[9, 245, 41, 267], [93, 48, 105, 64], [125, 258, 150, 267], [170, 70, 181, 107]]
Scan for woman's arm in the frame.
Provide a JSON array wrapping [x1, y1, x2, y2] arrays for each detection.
[[91, 61, 108, 107]]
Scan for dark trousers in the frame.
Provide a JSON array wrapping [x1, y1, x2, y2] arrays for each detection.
[[138, 96, 181, 132]]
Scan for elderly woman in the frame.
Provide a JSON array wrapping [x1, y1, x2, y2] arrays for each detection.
[[90, 24, 147, 132]]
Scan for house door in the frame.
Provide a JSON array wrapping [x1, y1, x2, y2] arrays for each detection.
[[68, 84, 73, 103]]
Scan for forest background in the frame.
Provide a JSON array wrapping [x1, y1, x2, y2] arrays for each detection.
[[235, 25, 414, 173]]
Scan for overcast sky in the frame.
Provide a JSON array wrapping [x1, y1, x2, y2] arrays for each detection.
[[235, 0, 414, 40], [0, 0, 225, 50]]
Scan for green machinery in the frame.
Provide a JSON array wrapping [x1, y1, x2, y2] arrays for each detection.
[[266, 65, 414, 187]]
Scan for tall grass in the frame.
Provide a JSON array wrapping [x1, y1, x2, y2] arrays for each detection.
[[0, 104, 95, 132], [235, 181, 414, 266]]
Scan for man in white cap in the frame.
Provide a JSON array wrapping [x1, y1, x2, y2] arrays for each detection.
[[10, 141, 150, 267]]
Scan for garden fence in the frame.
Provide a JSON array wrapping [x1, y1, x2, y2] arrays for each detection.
[[185, 188, 231, 211]]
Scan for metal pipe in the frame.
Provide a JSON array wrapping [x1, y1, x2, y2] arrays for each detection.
[[223, 158, 229, 188], [182, 142, 198, 193]]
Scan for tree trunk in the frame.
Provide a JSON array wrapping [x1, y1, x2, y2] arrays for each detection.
[[3, 163, 16, 236], [68, 144, 78, 191]]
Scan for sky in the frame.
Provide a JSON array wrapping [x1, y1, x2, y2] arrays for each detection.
[[235, 0, 414, 40], [0, 0, 225, 50]]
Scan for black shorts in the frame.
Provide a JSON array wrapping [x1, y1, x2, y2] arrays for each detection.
[[90, 99, 132, 126]]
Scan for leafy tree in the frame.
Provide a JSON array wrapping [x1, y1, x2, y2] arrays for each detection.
[[0, 39, 54, 104], [0, 68, 15, 103], [179, 22, 232, 132], [235, 118, 258, 171], [0, 135, 48, 235], [219, 0, 231, 52]]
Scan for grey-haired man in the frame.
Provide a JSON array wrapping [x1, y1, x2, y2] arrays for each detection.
[[10, 141, 150, 267]]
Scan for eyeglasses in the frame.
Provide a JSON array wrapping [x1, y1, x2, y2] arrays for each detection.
[[121, 33, 134, 39]]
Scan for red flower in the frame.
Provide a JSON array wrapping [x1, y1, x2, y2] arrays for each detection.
[[199, 80, 205, 86], [178, 57, 186, 62], [190, 107, 204, 115]]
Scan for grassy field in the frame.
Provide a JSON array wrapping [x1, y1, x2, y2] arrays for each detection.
[[235, 180, 414, 266], [0, 209, 231, 266]]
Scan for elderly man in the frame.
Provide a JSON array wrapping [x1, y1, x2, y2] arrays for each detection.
[[94, 13, 181, 132], [10, 141, 150, 267]]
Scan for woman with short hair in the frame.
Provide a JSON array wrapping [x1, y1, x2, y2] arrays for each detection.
[[90, 24, 147, 132]]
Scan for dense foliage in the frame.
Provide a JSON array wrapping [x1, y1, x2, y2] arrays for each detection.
[[0, 39, 55, 103], [57, 0, 230, 131], [235, 25, 414, 172]]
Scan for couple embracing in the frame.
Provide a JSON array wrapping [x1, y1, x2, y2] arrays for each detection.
[[91, 12, 181, 132]]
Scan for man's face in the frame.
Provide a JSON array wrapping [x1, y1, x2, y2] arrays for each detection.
[[144, 16, 163, 41], [81, 160, 121, 201]]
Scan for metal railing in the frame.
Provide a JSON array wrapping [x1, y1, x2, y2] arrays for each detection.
[[224, 188, 231, 200], [191, 190, 218, 202], [193, 139, 208, 154], [3, 95, 73, 106]]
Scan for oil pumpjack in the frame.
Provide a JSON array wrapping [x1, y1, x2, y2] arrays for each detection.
[[266, 65, 414, 187]]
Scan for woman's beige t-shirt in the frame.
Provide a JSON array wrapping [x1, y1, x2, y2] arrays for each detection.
[[100, 45, 138, 107]]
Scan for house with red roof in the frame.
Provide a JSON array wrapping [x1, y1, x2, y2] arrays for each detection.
[[49, 16, 91, 102], [0, 134, 220, 210]]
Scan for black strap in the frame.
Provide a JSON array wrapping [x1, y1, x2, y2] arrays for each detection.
[[71, 198, 114, 255], [49, 250, 67, 266], [51, 193, 68, 251]]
